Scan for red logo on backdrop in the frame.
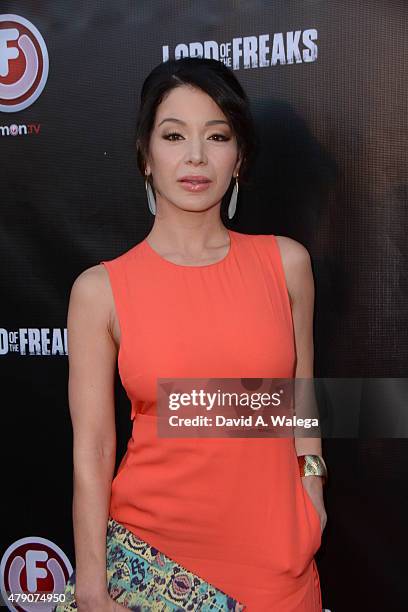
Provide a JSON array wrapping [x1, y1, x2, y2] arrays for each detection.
[[0, 535, 72, 611], [0, 14, 49, 113]]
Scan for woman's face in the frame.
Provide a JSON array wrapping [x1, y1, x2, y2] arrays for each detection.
[[145, 84, 242, 213]]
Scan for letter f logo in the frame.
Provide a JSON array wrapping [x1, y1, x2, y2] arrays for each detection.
[[0, 14, 49, 112], [0, 28, 19, 76]]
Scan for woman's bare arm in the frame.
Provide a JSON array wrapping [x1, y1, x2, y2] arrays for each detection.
[[67, 264, 120, 608], [276, 235, 327, 533], [275, 235, 320, 455]]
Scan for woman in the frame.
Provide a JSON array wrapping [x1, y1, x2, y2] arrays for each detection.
[[61, 57, 327, 611]]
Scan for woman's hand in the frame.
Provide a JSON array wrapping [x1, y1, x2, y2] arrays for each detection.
[[301, 475, 327, 534], [77, 592, 129, 611], [109, 598, 129, 611]]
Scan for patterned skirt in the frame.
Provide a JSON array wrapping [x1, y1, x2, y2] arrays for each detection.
[[55, 516, 246, 611]]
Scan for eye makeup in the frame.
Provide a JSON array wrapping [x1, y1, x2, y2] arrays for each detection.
[[162, 131, 231, 141]]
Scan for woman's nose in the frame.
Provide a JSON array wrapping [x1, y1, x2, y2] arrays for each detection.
[[185, 138, 207, 164]]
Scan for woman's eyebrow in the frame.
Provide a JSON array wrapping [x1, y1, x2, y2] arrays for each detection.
[[158, 117, 229, 127]]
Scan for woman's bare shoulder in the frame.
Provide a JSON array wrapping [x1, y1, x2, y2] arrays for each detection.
[[69, 264, 114, 324], [274, 235, 311, 266], [70, 263, 111, 296], [274, 235, 314, 303]]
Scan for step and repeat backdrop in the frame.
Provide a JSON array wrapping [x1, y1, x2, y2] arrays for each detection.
[[1, 1, 407, 611]]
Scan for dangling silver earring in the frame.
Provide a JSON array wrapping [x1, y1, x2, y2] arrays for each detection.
[[228, 175, 239, 220], [145, 174, 156, 215]]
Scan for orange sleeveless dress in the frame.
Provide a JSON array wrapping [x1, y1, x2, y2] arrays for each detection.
[[100, 229, 322, 611]]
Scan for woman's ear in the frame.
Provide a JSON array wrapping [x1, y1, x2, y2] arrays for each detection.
[[142, 149, 152, 176], [234, 154, 243, 177]]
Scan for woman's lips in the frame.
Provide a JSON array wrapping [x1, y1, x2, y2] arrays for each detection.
[[178, 180, 212, 192]]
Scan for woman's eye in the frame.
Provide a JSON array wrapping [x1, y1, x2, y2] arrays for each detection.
[[163, 132, 183, 141], [210, 134, 230, 141]]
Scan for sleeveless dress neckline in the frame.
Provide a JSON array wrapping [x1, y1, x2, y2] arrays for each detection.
[[142, 228, 234, 269]]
